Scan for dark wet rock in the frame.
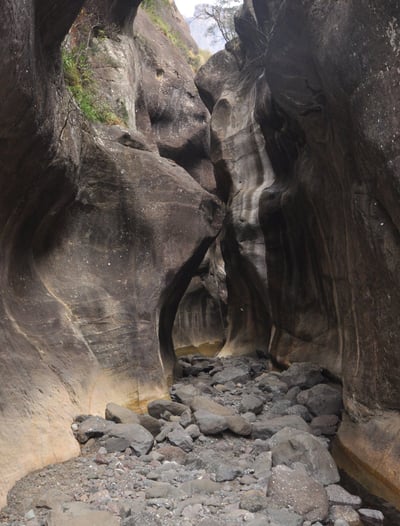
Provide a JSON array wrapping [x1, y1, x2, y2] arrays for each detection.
[[297, 384, 343, 416], [268, 465, 329, 522]]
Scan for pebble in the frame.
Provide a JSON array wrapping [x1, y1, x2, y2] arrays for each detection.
[[0, 356, 386, 526]]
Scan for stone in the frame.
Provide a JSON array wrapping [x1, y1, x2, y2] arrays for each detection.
[[266, 508, 303, 526], [138, 415, 162, 437], [267, 465, 329, 521], [185, 424, 201, 439], [145, 482, 181, 499], [104, 423, 154, 456], [180, 479, 221, 496], [358, 508, 385, 525], [286, 404, 312, 422], [297, 384, 343, 416], [280, 363, 324, 389], [193, 410, 228, 435], [215, 464, 242, 482], [226, 414, 252, 436], [327, 485, 362, 509], [268, 427, 339, 485], [167, 427, 193, 452], [257, 375, 289, 396], [211, 366, 250, 385], [239, 394, 265, 415], [190, 396, 235, 416], [75, 417, 116, 444], [239, 490, 269, 512], [253, 452, 272, 478], [147, 400, 189, 419], [156, 445, 187, 465], [172, 384, 201, 406], [330, 505, 362, 525], [252, 415, 310, 439], [35, 489, 70, 510], [45, 502, 119, 526], [105, 403, 140, 424]]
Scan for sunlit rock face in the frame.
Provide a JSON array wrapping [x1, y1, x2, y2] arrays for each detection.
[[0, 0, 222, 506], [196, 0, 400, 503]]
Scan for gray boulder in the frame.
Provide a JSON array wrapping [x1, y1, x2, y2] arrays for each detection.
[[252, 415, 310, 439], [194, 409, 228, 435], [297, 384, 343, 416], [358, 508, 385, 525], [75, 416, 116, 444], [45, 502, 119, 526], [104, 423, 154, 456], [239, 394, 265, 415], [167, 426, 193, 452], [190, 395, 234, 416], [268, 427, 340, 485], [280, 363, 324, 389], [267, 465, 329, 522], [326, 484, 362, 508], [211, 365, 250, 385], [147, 399, 189, 419]]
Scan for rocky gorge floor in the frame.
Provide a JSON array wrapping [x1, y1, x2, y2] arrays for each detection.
[[0, 356, 386, 526]]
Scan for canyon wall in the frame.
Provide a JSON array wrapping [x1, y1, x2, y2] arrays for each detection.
[[196, 0, 400, 505], [0, 0, 222, 506]]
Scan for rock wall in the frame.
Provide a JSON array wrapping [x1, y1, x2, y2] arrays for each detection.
[[196, 0, 400, 505], [0, 0, 222, 506]]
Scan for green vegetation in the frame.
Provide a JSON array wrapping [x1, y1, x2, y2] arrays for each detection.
[[62, 45, 122, 124], [141, 0, 203, 71]]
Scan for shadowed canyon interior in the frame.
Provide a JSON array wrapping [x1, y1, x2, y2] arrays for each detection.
[[0, 0, 399, 511]]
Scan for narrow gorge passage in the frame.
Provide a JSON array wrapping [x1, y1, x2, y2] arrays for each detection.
[[0, 0, 399, 522]]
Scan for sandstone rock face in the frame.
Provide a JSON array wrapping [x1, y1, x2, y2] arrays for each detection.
[[0, 0, 221, 506], [196, 0, 400, 505]]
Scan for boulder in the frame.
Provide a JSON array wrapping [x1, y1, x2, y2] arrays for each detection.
[[45, 502, 119, 526], [211, 366, 250, 385], [267, 465, 329, 522], [193, 409, 228, 435], [104, 423, 154, 456], [190, 396, 235, 416], [75, 417, 116, 444], [239, 394, 265, 415], [252, 415, 310, 439], [105, 403, 140, 424], [147, 400, 189, 419], [268, 427, 340, 485], [280, 363, 324, 389], [326, 485, 362, 509], [297, 384, 343, 416]]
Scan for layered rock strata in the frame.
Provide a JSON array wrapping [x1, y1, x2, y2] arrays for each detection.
[[0, 0, 221, 506], [196, 0, 400, 506]]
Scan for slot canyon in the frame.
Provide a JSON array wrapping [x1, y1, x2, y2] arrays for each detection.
[[0, 0, 399, 523]]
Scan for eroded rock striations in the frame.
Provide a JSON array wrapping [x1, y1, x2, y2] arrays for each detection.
[[195, 0, 400, 507], [0, 0, 222, 506]]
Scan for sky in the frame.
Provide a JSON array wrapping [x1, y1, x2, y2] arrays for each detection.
[[174, 0, 210, 19]]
